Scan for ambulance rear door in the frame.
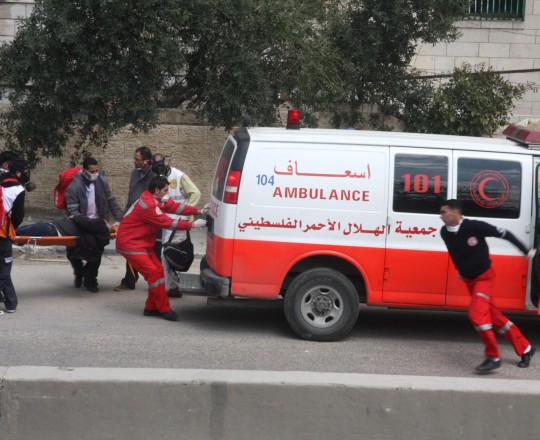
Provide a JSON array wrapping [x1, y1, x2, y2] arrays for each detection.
[[382, 148, 452, 305], [205, 131, 250, 277]]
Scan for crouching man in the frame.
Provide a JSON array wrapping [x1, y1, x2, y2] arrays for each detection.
[[115, 176, 207, 321]]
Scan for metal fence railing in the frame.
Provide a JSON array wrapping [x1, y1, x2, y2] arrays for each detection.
[[467, 0, 525, 20]]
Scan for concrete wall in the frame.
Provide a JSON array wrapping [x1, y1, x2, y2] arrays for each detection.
[[413, 1, 540, 122], [1, 366, 540, 440]]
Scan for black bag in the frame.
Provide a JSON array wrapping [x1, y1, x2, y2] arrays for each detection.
[[162, 230, 194, 272]]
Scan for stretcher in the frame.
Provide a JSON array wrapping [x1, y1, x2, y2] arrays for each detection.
[[14, 228, 118, 248]]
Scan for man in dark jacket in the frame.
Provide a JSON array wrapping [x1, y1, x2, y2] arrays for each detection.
[[440, 199, 536, 373], [65, 157, 123, 292], [114, 146, 157, 291], [17, 216, 114, 292], [0, 158, 29, 313]]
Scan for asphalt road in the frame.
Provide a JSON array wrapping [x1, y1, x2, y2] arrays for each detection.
[[1, 247, 539, 380]]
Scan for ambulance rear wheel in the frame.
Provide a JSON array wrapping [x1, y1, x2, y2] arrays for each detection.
[[200, 255, 209, 271], [284, 268, 360, 342]]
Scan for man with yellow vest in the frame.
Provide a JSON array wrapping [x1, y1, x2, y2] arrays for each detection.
[[0, 158, 29, 313]]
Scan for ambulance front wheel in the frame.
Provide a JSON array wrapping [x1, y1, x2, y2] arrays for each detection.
[[284, 268, 360, 342]]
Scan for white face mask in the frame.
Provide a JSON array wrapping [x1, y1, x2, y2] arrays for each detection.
[[161, 194, 170, 201], [85, 171, 99, 182]]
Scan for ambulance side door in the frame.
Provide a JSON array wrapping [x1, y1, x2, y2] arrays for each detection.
[[445, 151, 532, 309], [382, 148, 451, 305]]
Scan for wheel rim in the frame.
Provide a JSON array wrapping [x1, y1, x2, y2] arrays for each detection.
[[299, 285, 344, 329]]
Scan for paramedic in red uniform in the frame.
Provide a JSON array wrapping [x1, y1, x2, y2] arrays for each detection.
[[116, 176, 207, 321], [440, 199, 536, 373]]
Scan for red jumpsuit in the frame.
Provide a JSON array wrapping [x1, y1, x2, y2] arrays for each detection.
[[441, 218, 531, 359], [116, 191, 197, 313], [463, 268, 529, 359]]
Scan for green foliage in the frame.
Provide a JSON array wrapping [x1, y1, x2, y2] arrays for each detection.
[[0, 0, 189, 165], [326, 0, 469, 128], [398, 64, 527, 137], [0, 0, 470, 166]]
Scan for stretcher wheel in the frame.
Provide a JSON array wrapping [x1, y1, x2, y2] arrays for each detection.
[[284, 268, 360, 342]]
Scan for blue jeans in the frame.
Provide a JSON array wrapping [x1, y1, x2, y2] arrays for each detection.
[[16, 222, 58, 236]]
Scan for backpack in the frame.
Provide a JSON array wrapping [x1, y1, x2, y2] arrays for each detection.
[[53, 167, 81, 209]]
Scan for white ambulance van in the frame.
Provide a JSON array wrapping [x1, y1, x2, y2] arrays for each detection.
[[197, 115, 540, 341]]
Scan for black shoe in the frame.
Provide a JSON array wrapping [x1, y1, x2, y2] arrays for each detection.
[[518, 346, 536, 368], [85, 284, 99, 293], [143, 309, 161, 317], [74, 276, 83, 288], [475, 357, 501, 374], [167, 288, 183, 298], [160, 310, 178, 321]]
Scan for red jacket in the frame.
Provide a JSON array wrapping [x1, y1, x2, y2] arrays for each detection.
[[116, 190, 197, 253]]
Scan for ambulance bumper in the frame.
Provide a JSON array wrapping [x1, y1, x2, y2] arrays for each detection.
[[201, 268, 230, 297]]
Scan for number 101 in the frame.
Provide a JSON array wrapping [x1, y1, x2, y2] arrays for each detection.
[[402, 173, 441, 194]]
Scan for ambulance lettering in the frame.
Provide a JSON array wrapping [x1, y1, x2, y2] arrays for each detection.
[[274, 160, 371, 179], [272, 187, 370, 202]]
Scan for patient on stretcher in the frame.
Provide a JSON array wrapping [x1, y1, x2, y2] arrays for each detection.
[[16, 216, 116, 292]]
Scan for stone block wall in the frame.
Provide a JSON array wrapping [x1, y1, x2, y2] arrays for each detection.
[[25, 120, 230, 214]]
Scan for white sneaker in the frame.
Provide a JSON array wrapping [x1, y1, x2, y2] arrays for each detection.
[[6, 308, 15, 313]]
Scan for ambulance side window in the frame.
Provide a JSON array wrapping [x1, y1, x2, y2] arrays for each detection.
[[457, 158, 521, 219], [393, 154, 448, 214]]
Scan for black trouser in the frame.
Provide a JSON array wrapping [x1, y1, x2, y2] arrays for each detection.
[[0, 237, 17, 310], [66, 247, 102, 288], [120, 235, 162, 289]]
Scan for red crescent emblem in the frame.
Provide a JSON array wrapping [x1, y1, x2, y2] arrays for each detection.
[[470, 170, 509, 209], [478, 177, 498, 201]]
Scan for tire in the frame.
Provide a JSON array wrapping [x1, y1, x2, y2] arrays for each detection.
[[200, 255, 209, 271], [284, 268, 360, 342]]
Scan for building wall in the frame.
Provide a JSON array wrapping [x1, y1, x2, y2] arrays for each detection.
[[412, 1, 540, 122], [0, 0, 32, 44]]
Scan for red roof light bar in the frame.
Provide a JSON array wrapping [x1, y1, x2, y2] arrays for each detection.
[[503, 124, 540, 148]]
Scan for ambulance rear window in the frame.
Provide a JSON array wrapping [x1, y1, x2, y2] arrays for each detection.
[[212, 138, 236, 201], [457, 158, 521, 219]]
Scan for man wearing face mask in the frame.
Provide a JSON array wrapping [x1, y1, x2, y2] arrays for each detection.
[[65, 157, 123, 292], [151, 153, 201, 298], [114, 146, 157, 291], [0, 158, 30, 313], [116, 176, 207, 321]]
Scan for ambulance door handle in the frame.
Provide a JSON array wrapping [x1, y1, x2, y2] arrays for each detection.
[[386, 217, 392, 226], [526, 224, 531, 233]]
